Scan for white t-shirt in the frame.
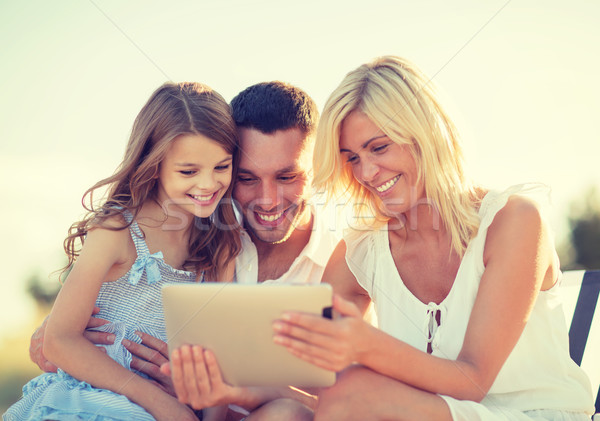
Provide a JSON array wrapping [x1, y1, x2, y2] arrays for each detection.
[[235, 208, 340, 285], [344, 184, 594, 420]]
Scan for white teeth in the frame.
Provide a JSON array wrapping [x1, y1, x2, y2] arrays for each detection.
[[190, 193, 214, 202], [257, 211, 284, 222], [376, 175, 400, 193]]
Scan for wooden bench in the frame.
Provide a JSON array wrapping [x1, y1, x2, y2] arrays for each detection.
[[562, 270, 600, 418]]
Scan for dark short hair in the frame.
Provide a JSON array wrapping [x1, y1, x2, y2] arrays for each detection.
[[230, 81, 318, 135]]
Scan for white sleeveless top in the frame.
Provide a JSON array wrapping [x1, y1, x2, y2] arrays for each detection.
[[344, 184, 594, 416]]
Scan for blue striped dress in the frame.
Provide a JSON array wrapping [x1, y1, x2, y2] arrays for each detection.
[[3, 216, 198, 421]]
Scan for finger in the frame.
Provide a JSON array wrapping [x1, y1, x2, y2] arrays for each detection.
[[272, 320, 335, 349], [130, 355, 169, 383], [204, 349, 225, 388], [160, 361, 171, 376], [83, 331, 115, 345], [279, 312, 337, 336], [181, 345, 207, 409], [274, 335, 342, 372], [135, 331, 169, 359], [285, 345, 339, 372], [191, 345, 211, 395], [91, 306, 101, 315], [86, 316, 110, 329], [332, 294, 362, 318], [171, 348, 189, 404], [123, 338, 168, 367]]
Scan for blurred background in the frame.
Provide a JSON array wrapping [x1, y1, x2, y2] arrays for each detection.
[[1, 0, 599, 411]]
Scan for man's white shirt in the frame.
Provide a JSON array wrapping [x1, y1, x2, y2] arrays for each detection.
[[234, 206, 340, 285]]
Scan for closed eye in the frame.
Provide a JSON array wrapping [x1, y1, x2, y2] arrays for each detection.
[[372, 144, 389, 153], [345, 154, 359, 164], [179, 170, 197, 176], [215, 164, 231, 171], [237, 175, 256, 183], [278, 174, 298, 183]]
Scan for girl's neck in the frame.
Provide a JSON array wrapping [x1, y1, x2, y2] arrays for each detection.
[[137, 200, 194, 241]]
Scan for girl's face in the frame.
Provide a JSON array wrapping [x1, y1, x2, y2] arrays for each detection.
[[339, 110, 424, 216], [157, 133, 233, 220]]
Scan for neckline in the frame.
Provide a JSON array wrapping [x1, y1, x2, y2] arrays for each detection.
[[380, 191, 494, 308], [381, 228, 465, 308], [129, 220, 196, 277]]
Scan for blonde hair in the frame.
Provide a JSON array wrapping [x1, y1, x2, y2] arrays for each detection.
[[63, 82, 241, 280], [313, 56, 480, 256]]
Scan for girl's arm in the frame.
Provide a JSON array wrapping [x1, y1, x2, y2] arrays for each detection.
[[274, 196, 556, 402], [44, 225, 197, 421]]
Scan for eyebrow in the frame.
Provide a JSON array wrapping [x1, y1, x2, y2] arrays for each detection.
[[174, 156, 232, 167], [339, 134, 388, 153], [238, 165, 299, 175]]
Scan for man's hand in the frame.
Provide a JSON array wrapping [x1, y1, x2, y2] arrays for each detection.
[[30, 306, 112, 372], [123, 331, 175, 396], [161, 345, 244, 410]]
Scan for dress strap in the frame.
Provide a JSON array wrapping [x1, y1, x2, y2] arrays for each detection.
[[122, 210, 151, 256], [122, 210, 163, 285]]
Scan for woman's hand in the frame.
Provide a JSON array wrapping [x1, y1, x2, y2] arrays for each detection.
[[123, 331, 175, 396], [30, 306, 111, 372], [161, 345, 245, 410], [272, 294, 370, 372]]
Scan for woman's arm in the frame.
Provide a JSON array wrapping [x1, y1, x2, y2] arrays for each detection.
[[43, 226, 197, 420], [321, 240, 372, 317], [274, 196, 556, 401]]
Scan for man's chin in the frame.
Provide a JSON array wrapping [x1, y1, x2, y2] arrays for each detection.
[[247, 226, 291, 244]]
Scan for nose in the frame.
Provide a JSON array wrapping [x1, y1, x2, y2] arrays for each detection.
[[355, 157, 379, 184], [196, 171, 217, 191], [257, 180, 280, 210]]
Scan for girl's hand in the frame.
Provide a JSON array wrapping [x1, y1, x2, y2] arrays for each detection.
[[161, 345, 245, 410], [146, 391, 200, 421], [123, 331, 174, 396], [272, 294, 369, 372]]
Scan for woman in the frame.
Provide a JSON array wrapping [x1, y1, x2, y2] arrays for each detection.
[[272, 56, 594, 420]]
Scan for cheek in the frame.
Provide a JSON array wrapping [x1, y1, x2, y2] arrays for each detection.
[[220, 170, 232, 189], [349, 165, 367, 186], [233, 185, 252, 206], [287, 182, 308, 203]]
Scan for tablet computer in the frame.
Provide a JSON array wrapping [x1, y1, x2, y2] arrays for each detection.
[[162, 283, 335, 388]]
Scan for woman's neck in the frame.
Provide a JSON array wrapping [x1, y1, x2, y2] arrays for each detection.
[[389, 203, 446, 244]]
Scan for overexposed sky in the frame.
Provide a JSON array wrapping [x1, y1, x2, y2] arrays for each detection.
[[1, 0, 599, 341]]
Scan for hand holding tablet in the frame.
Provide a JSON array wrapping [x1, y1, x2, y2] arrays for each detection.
[[162, 283, 335, 388]]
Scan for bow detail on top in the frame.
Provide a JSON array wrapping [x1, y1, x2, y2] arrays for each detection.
[[424, 302, 447, 350], [128, 251, 164, 285]]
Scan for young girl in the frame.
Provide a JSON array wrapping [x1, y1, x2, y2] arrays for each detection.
[[4, 82, 241, 421]]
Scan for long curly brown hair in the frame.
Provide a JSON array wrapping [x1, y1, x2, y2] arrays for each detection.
[[63, 82, 241, 281]]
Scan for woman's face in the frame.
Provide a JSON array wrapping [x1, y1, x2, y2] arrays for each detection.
[[339, 110, 425, 216]]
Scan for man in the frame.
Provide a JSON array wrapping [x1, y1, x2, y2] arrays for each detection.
[[29, 81, 339, 419], [230, 81, 337, 286]]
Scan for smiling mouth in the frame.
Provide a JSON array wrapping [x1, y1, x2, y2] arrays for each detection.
[[375, 175, 401, 193], [187, 192, 217, 202], [256, 210, 285, 222]]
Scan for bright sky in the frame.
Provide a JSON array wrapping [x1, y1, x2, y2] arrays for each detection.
[[1, 0, 599, 342]]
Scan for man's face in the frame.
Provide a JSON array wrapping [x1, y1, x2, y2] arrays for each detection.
[[233, 127, 312, 244]]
